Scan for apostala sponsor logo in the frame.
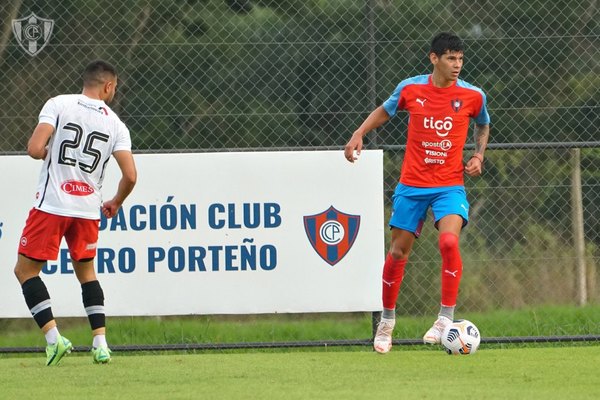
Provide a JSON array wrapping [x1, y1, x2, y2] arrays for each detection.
[[421, 139, 452, 151]]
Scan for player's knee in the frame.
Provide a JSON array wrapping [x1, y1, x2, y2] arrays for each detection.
[[14, 261, 37, 283], [388, 247, 409, 260], [13, 265, 28, 283], [439, 232, 459, 252]]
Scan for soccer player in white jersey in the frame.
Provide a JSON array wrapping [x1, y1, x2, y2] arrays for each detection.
[[13, 60, 137, 365]]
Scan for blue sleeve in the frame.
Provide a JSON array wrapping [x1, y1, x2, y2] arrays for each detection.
[[382, 82, 404, 117], [474, 92, 490, 125], [382, 76, 429, 117]]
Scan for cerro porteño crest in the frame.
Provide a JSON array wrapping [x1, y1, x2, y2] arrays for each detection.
[[303, 206, 360, 266], [12, 13, 54, 56]]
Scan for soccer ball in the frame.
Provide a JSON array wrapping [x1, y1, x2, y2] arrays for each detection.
[[441, 319, 481, 355]]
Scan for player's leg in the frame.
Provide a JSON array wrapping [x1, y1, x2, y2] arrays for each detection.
[[67, 218, 111, 364], [437, 214, 464, 317], [374, 184, 426, 354], [423, 187, 469, 344], [374, 228, 415, 353], [383, 228, 414, 314], [73, 259, 111, 363], [14, 209, 73, 365]]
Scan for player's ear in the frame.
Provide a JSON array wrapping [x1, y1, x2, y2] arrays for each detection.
[[103, 80, 113, 94], [429, 52, 438, 65]]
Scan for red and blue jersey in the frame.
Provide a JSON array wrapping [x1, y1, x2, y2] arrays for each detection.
[[382, 74, 490, 187]]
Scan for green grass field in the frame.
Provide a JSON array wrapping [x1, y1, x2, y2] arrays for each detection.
[[1, 305, 599, 348], [1, 346, 600, 399], [1, 306, 599, 399]]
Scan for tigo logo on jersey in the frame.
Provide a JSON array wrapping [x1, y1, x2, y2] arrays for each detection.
[[61, 180, 94, 196], [423, 116, 453, 137], [303, 206, 360, 266]]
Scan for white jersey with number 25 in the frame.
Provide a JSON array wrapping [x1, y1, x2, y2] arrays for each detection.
[[33, 94, 132, 220]]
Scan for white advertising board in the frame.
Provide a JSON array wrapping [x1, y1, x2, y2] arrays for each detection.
[[0, 150, 384, 317]]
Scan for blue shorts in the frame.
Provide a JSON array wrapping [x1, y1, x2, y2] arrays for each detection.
[[389, 184, 469, 237]]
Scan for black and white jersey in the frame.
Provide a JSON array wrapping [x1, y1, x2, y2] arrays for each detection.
[[34, 94, 132, 219]]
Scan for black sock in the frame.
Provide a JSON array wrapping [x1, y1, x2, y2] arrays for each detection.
[[82, 280, 105, 330], [22, 277, 54, 329]]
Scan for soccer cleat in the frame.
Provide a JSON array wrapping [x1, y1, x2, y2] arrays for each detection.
[[46, 335, 73, 366], [92, 345, 112, 364], [423, 316, 452, 344], [373, 317, 395, 354]]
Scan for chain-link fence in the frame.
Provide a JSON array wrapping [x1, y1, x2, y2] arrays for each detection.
[[1, 0, 599, 344]]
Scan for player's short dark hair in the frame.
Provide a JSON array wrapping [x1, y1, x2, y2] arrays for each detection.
[[430, 32, 464, 56], [82, 60, 118, 87]]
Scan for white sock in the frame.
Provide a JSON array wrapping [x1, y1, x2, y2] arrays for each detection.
[[93, 334, 107, 348], [45, 327, 59, 345]]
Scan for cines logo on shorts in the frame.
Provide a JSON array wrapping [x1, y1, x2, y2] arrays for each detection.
[[61, 180, 94, 196], [303, 206, 360, 266]]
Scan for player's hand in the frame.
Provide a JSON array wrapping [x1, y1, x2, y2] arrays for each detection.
[[344, 131, 363, 163], [101, 199, 122, 218], [464, 156, 483, 177]]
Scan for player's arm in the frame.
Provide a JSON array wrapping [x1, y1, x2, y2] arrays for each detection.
[[101, 150, 137, 218], [464, 123, 490, 177], [344, 106, 390, 162], [27, 123, 55, 159]]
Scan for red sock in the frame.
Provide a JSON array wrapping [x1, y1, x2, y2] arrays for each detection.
[[382, 253, 407, 309], [439, 232, 462, 307]]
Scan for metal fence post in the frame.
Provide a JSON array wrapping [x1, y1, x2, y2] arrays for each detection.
[[571, 148, 587, 306]]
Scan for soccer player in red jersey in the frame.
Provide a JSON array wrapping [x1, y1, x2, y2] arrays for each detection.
[[344, 32, 490, 353], [13, 60, 137, 365]]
